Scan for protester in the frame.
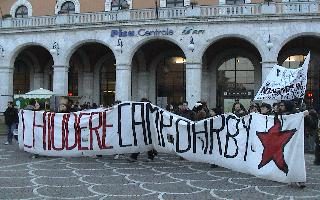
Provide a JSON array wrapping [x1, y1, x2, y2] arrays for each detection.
[[232, 102, 246, 117], [193, 102, 207, 121], [209, 107, 221, 168], [260, 103, 272, 115], [175, 101, 194, 120], [210, 107, 222, 117], [201, 101, 210, 118], [4, 101, 19, 145], [304, 109, 318, 153], [166, 104, 174, 113], [272, 102, 279, 115], [278, 100, 306, 188], [278, 101, 296, 115], [248, 102, 260, 113], [128, 98, 157, 162]]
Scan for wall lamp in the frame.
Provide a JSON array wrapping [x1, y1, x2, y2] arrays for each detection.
[[188, 36, 195, 52], [266, 34, 273, 51], [0, 45, 4, 58], [115, 38, 123, 53], [50, 42, 60, 56]]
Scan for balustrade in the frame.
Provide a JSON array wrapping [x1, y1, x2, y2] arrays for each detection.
[[0, 2, 319, 29]]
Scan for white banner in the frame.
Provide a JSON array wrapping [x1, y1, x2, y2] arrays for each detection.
[[254, 52, 310, 100], [18, 102, 306, 183]]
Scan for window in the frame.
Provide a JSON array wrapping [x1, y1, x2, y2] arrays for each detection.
[[156, 56, 186, 105], [218, 57, 255, 91], [111, 0, 129, 10], [100, 62, 116, 107], [166, 0, 184, 7], [60, 1, 75, 14], [68, 66, 78, 96], [14, 60, 30, 94], [226, 0, 245, 5], [15, 5, 28, 18]]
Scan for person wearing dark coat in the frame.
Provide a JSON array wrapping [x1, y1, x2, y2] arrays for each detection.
[[4, 101, 19, 145]]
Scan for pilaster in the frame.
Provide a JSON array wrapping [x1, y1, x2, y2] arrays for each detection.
[[186, 62, 202, 108], [115, 64, 131, 101], [52, 65, 68, 96]]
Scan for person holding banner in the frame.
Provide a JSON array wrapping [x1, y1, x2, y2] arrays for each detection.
[[260, 103, 272, 115], [128, 98, 157, 162], [232, 102, 247, 117]]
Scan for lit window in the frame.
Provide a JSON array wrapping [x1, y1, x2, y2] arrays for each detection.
[[283, 55, 305, 69], [60, 1, 75, 14], [166, 0, 184, 7], [15, 5, 28, 18], [218, 57, 255, 91]]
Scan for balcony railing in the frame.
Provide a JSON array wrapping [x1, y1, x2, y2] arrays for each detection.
[[1, 1, 319, 29]]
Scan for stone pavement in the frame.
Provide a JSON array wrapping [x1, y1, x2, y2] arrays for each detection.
[[0, 136, 320, 200]]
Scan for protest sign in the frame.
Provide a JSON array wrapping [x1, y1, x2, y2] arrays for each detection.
[[254, 52, 310, 100], [18, 102, 306, 183]]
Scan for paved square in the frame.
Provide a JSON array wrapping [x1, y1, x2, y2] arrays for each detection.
[[0, 136, 319, 199]]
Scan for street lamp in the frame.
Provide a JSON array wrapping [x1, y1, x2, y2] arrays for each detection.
[[0, 45, 5, 57], [188, 36, 195, 52], [115, 38, 123, 53], [266, 34, 273, 51], [50, 42, 60, 55]]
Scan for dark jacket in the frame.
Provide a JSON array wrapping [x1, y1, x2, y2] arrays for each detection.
[[4, 107, 19, 125]]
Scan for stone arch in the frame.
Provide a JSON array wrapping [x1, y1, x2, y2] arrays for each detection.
[[10, 42, 51, 68], [55, 0, 80, 14], [65, 39, 113, 65], [129, 37, 186, 65], [10, 0, 33, 17], [277, 32, 320, 58], [202, 34, 263, 63]]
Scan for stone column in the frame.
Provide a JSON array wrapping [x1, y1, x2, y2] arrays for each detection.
[[115, 64, 131, 101], [137, 71, 149, 100], [0, 67, 13, 113], [186, 62, 202, 108], [81, 72, 94, 103], [52, 65, 68, 96], [261, 61, 277, 83], [32, 72, 44, 90]]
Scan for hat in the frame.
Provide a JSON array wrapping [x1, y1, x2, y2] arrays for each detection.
[[260, 103, 271, 110], [194, 102, 202, 108]]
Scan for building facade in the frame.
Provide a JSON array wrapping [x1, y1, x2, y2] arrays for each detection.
[[0, 0, 320, 112]]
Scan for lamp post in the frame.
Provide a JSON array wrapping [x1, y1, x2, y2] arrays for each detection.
[[115, 38, 123, 53], [188, 36, 195, 52], [266, 34, 273, 51], [0, 45, 5, 57], [50, 42, 60, 55]]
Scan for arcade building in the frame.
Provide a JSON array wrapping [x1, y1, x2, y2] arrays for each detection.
[[0, 0, 320, 113]]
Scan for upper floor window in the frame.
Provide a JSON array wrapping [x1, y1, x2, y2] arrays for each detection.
[[59, 1, 75, 14], [111, 0, 129, 10], [167, 0, 184, 7], [226, 0, 245, 5], [15, 5, 28, 18]]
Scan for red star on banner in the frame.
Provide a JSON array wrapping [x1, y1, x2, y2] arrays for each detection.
[[257, 118, 296, 175]]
